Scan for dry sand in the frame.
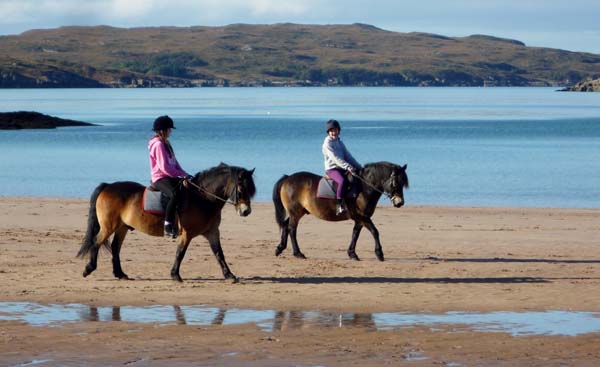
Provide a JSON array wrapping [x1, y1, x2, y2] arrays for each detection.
[[1, 197, 600, 366]]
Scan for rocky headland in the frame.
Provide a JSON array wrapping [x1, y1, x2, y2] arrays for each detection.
[[0, 111, 96, 129], [561, 78, 600, 92]]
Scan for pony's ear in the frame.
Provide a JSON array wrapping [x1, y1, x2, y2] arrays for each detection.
[[240, 168, 255, 178], [402, 164, 407, 171], [218, 162, 228, 167]]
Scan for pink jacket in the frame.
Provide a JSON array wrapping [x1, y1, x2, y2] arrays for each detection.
[[148, 136, 188, 183]]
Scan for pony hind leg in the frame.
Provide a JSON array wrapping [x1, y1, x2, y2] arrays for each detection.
[[110, 225, 130, 280], [347, 221, 364, 261], [82, 228, 112, 277], [275, 217, 290, 256]]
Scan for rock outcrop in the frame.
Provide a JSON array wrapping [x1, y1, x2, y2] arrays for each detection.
[[0, 111, 96, 129], [562, 78, 600, 92]]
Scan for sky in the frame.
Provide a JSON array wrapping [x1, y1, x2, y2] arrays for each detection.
[[1, 0, 599, 54]]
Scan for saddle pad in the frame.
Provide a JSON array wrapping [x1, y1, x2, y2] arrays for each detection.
[[317, 178, 337, 199], [142, 188, 165, 215]]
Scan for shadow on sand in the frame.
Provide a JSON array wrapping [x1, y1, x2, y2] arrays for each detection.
[[424, 256, 600, 264], [246, 276, 550, 284]]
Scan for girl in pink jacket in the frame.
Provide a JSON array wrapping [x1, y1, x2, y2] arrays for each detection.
[[148, 115, 192, 238]]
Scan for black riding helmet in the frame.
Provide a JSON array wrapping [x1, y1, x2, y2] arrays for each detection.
[[326, 119, 341, 132], [152, 115, 175, 131]]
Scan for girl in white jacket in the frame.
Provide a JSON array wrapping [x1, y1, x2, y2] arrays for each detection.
[[322, 119, 361, 214]]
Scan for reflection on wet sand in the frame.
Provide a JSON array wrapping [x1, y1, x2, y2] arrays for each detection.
[[82, 306, 375, 332], [3, 302, 600, 336], [272, 311, 376, 331]]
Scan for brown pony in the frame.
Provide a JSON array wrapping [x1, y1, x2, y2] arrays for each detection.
[[272, 161, 408, 261], [77, 164, 256, 282]]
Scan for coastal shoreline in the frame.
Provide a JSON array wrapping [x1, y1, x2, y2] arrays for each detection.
[[2, 197, 600, 366], [2, 196, 599, 312]]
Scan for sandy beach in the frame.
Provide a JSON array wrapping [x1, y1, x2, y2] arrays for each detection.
[[2, 197, 600, 366]]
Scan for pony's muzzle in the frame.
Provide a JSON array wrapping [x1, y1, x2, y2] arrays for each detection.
[[391, 196, 404, 208], [237, 203, 251, 216]]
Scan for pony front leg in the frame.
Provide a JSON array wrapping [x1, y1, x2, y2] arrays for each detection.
[[171, 235, 191, 282], [361, 218, 384, 261], [207, 229, 238, 282], [347, 221, 364, 261]]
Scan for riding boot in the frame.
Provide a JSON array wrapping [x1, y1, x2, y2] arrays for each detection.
[[336, 199, 346, 215], [164, 222, 178, 239]]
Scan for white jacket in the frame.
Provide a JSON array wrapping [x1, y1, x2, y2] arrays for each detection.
[[322, 136, 361, 171]]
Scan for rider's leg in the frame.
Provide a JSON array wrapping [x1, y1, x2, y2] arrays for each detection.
[[325, 168, 346, 214]]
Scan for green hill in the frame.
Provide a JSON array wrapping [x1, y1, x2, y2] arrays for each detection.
[[1, 23, 599, 87]]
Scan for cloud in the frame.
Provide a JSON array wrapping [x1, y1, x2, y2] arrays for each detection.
[[109, 0, 156, 19], [244, 0, 311, 16], [0, 0, 315, 27], [0, 1, 37, 24]]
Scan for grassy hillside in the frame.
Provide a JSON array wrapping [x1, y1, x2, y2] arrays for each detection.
[[1, 23, 599, 87]]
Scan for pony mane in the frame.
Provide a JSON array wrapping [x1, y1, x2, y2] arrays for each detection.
[[193, 163, 256, 198], [362, 161, 409, 189]]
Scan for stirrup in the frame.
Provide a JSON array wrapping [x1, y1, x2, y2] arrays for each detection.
[[164, 223, 178, 239], [336, 204, 346, 215]]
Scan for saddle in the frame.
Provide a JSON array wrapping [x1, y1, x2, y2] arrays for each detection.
[[316, 174, 360, 200], [142, 184, 188, 215]]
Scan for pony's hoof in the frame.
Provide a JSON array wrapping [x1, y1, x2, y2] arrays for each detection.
[[116, 274, 131, 280], [375, 252, 385, 262], [83, 266, 94, 278], [224, 274, 239, 283], [171, 274, 183, 283], [348, 252, 361, 261], [293, 252, 306, 259], [275, 247, 284, 256]]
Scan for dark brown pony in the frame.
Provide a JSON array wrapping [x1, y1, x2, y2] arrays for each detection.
[[273, 161, 408, 261], [77, 164, 256, 282]]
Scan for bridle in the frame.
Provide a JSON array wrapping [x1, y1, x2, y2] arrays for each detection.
[[351, 171, 400, 202], [184, 176, 240, 207]]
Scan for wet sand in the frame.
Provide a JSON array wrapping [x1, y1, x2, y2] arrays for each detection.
[[1, 197, 600, 366]]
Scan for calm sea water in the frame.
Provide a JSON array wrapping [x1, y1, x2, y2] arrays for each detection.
[[1, 87, 600, 208]]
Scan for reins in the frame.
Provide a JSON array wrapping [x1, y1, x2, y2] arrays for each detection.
[[185, 179, 237, 206], [351, 171, 393, 200]]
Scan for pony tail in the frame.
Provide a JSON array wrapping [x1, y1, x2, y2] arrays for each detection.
[[272, 175, 289, 229], [77, 183, 108, 258]]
